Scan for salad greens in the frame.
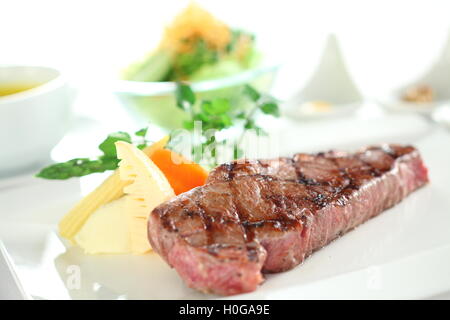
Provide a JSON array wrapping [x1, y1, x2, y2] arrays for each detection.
[[123, 4, 259, 82], [125, 31, 258, 82]]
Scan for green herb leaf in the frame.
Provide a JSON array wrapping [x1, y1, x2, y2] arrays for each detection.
[[193, 112, 209, 123], [99, 156, 120, 170], [182, 120, 195, 130], [137, 144, 147, 150], [210, 98, 231, 114], [243, 84, 261, 102], [219, 114, 233, 127], [201, 98, 231, 115], [98, 132, 132, 159], [236, 112, 246, 119], [175, 82, 196, 110], [135, 127, 148, 137], [244, 119, 256, 129], [199, 101, 212, 114], [260, 102, 280, 117], [36, 158, 114, 180]]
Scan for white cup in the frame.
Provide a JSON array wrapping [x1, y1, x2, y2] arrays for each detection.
[[0, 65, 75, 177]]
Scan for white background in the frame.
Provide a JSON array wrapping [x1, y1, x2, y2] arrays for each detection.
[[1, 0, 450, 99]]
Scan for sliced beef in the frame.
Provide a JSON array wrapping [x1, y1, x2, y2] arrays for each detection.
[[148, 144, 429, 295]]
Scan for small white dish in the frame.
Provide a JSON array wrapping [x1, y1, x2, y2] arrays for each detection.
[[0, 65, 76, 177], [284, 34, 363, 120], [379, 32, 450, 114]]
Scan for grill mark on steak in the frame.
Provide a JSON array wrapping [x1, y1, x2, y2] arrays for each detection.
[[149, 144, 429, 295], [227, 178, 257, 258], [228, 175, 292, 241], [194, 194, 213, 246]]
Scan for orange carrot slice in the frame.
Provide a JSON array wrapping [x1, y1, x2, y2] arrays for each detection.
[[150, 149, 208, 195]]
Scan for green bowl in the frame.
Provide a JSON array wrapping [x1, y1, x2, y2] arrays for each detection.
[[114, 65, 279, 130]]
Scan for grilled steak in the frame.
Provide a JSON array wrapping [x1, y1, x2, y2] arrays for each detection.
[[148, 144, 429, 295]]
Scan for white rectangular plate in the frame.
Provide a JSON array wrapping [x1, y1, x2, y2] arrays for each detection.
[[1, 114, 449, 300]]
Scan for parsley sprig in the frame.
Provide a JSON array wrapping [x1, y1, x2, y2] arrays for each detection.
[[173, 83, 280, 167], [36, 128, 150, 180]]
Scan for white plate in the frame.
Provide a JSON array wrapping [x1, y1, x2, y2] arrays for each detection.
[[1, 114, 450, 300]]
